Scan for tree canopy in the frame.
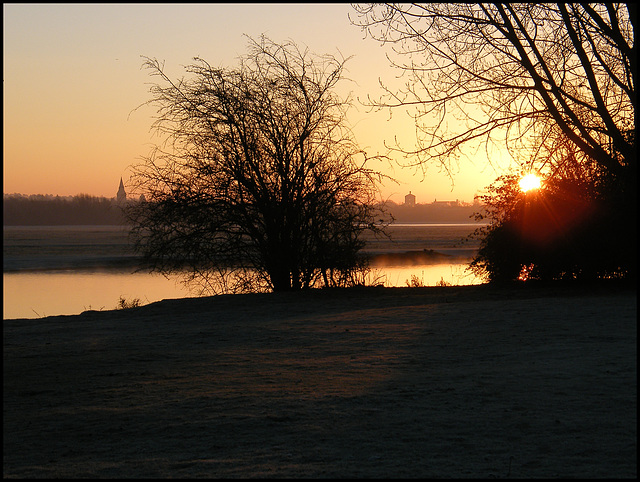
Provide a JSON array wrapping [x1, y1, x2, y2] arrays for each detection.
[[353, 3, 636, 282], [351, 3, 634, 180], [126, 37, 389, 294]]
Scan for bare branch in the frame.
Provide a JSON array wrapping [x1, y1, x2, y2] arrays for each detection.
[[351, 3, 634, 179]]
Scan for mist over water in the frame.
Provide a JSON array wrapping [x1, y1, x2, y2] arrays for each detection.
[[3, 225, 137, 272], [3, 224, 485, 319]]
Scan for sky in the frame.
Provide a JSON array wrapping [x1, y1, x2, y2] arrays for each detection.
[[3, 3, 514, 204]]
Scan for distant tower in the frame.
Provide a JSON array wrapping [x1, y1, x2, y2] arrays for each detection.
[[117, 177, 127, 204], [404, 191, 416, 207]]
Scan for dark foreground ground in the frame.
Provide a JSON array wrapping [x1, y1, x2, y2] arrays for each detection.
[[3, 282, 637, 478]]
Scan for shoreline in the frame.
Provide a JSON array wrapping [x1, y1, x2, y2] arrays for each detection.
[[5, 278, 635, 322]]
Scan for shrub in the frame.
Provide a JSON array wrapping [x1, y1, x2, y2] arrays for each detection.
[[116, 296, 142, 310]]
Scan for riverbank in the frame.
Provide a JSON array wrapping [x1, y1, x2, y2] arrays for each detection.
[[3, 283, 637, 478]]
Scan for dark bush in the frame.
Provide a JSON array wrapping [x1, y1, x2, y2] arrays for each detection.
[[470, 170, 636, 283]]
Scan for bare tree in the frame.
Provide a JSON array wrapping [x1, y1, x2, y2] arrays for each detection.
[[351, 3, 635, 181], [126, 36, 390, 294], [352, 4, 635, 282]]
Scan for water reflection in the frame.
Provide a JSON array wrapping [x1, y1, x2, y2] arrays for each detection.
[[3, 224, 485, 319], [376, 263, 481, 287], [3, 262, 481, 320], [3, 271, 188, 320]]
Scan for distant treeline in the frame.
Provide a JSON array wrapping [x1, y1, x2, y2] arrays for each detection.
[[3, 194, 485, 226], [3, 194, 127, 226], [385, 201, 484, 224]]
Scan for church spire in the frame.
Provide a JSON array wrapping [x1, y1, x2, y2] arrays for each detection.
[[117, 177, 127, 203]]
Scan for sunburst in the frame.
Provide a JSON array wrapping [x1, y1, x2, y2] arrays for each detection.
[[518, 173, 542, 192]]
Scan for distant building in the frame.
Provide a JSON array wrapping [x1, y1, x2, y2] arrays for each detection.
[[117, 178, 127, 204], [432, 199, 460, 207], [404, 191, 416, 207]]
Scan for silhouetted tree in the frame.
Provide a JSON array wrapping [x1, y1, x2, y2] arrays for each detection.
[[353, 4, 635, 282], [470, 146, 635, 282], [351, 4, 634, 179], [125, 36, 389, 294]]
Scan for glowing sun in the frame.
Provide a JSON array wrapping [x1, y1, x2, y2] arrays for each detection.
[[519, 173, 542, 192]]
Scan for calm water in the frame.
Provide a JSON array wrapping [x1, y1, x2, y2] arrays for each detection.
[[3, 224, 485, 319]]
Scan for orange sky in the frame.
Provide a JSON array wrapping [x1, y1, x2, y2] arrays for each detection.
[[3, 4, 512, 204]]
